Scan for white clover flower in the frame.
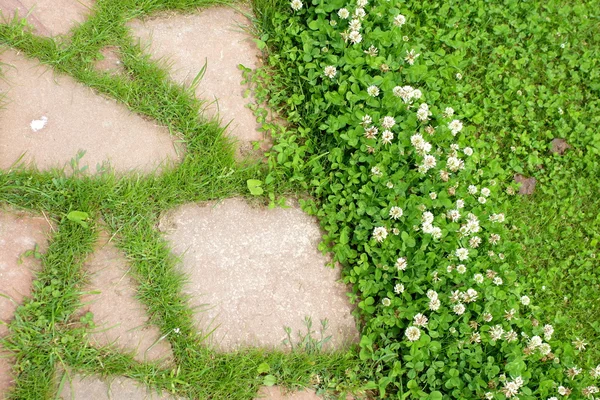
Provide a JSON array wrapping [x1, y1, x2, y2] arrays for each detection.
[[469, 236, 482, 248], [439, 170, 450, 181], [403, 35, 409, 41], [356, 0, 368, 7], [422, 211, 434, 224], [447, 209, 460, 222], [485, 393, 494, 400], [427, 290, 438, 300], [489, 234, 501, 245], [405, 49, 420, 65], [455, 247, 469, 261], [520, 295, 531, 306], [456, 199, 465, 209], [478, 196, 487, 204], [381, 130, 394, 145], [464, 288, 478, 302], [412, 89, 422, 100], [557, 386, 570, 396], [481, 187, 491, 197], [323, 65, 337, 79], [473, 273, 484, 284], [405, 326, 421, 341], [543, 324, 554, 341], [529, 335, 543, 349], [386, 181, 394, 189], [539, 343, 552, 355], [456, 264, 467, 274], [413, 313, 428, 327], [410, 133, 424, 148], [395, 257, 407, 271], [504, 330, 518, 342], [337, 8, 350, 19], [381, 116, 396, 129], [348, 30, 363, 44], [590, 364, 600, 378], [573, 338, 588, 351], [431, 227, 442, 239], [393, 14, 406, 27], [448, 119, 463, 136], [443, 107, 454, 118], [422, 155, 437, 171], [446, 156, 464, 172], [372, 226, 387, 242], [429, 298, 441, 311], [392, 227, 399, 235], [371, 166, 382, 177], [453, 303, 466, 315], [490, 325, 504, 341], [421, 223, 434, 234], [394, 283, 405, 294], [429, 192, 437, 200], [463, 147, 473, 156], [389, 206, 403, 219], [290, 0, 303, 11], [382, 297, 391, 306], [330, 20, 337, 26], [468, 185, 478, 194], [361, 114, 372, 126], [493, 276, 503, 285], [367, 85, 379, 97], [349, 18, 361, 31], [354, 7, 366, 18], [456, 73, 463, 80]]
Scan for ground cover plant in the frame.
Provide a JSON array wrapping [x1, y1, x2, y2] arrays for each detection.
[[248, 0, 600, 397]]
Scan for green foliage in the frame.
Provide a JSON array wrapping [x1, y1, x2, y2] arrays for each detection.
[[252, 0, 600, 397]]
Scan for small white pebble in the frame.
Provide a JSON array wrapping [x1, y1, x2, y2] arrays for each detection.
[[30, 116, 48, 132]]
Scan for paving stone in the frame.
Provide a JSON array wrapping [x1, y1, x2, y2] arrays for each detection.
[[0, 48, 181, 174], [0, 209, 52, 396], [129, 7, 268, 154], [78, 230, 173, 364], [60, 375, 176, 400], [256, 386, 322, 400], [514, 174, 537, 195], [0, 0, 93, 37], [160, 198, 358, 352]]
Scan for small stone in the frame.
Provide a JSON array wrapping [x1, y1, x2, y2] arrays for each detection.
[[514, 174, 536, 195], [550, 138, 571, 155]]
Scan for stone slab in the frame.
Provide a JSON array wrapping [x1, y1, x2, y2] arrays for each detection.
[[256, 386, 321, 400], [0, 209, 52, 397], [60, 375, 176, 400], [78, 231, 173, 364], [94, 46, 125, 75], [160, 199, 358, 352], [0, 0, 93, 37], [0, 49, 181, 174], [128, 7, 267, 153]]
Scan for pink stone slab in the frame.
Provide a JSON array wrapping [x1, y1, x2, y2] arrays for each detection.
[[79, 231, 173, 364], [60, 375, 177, 400], [0, 209, 52, 396], [0, 0, 93, 37], [0, 48, 182, 174], [128, 7, 267, 153], [256, 386, 322, 400], [160, 199, 358, 352]]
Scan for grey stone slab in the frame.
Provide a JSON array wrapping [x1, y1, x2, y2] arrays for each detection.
[[160, 198, 358, 352], [60, 375, 177, 400], [0, 209, 52, 397], [0, 48, 182, 174], [0, 0, 93, 37], [78, 230, 173, 364], [128, 7, 269, 155]]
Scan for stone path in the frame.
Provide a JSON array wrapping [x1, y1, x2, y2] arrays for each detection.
[[77, 230, 173, 364], [0, 49, 181, 174], [160, 198, 358, 352], [129, 7, 268, 155], [60, 375, 177, 400], [0, 209, 52, 397], [0, 3, 358, 399], [0, 0, 92, 36]]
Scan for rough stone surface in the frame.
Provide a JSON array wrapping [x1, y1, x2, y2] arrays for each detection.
[[60, 375, 177, 400], [550, 138, 571, 155], [129, 7, 269, 154], [0, 49, 181, 174], [160, 198, 358, 352], [0, 209, 52, 397], [78, 231, 173, 364], [0, 0, 93, 37], [95, 46, 125, 75], [256, 386, 321, 400], [514, 174, 537, 195]]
